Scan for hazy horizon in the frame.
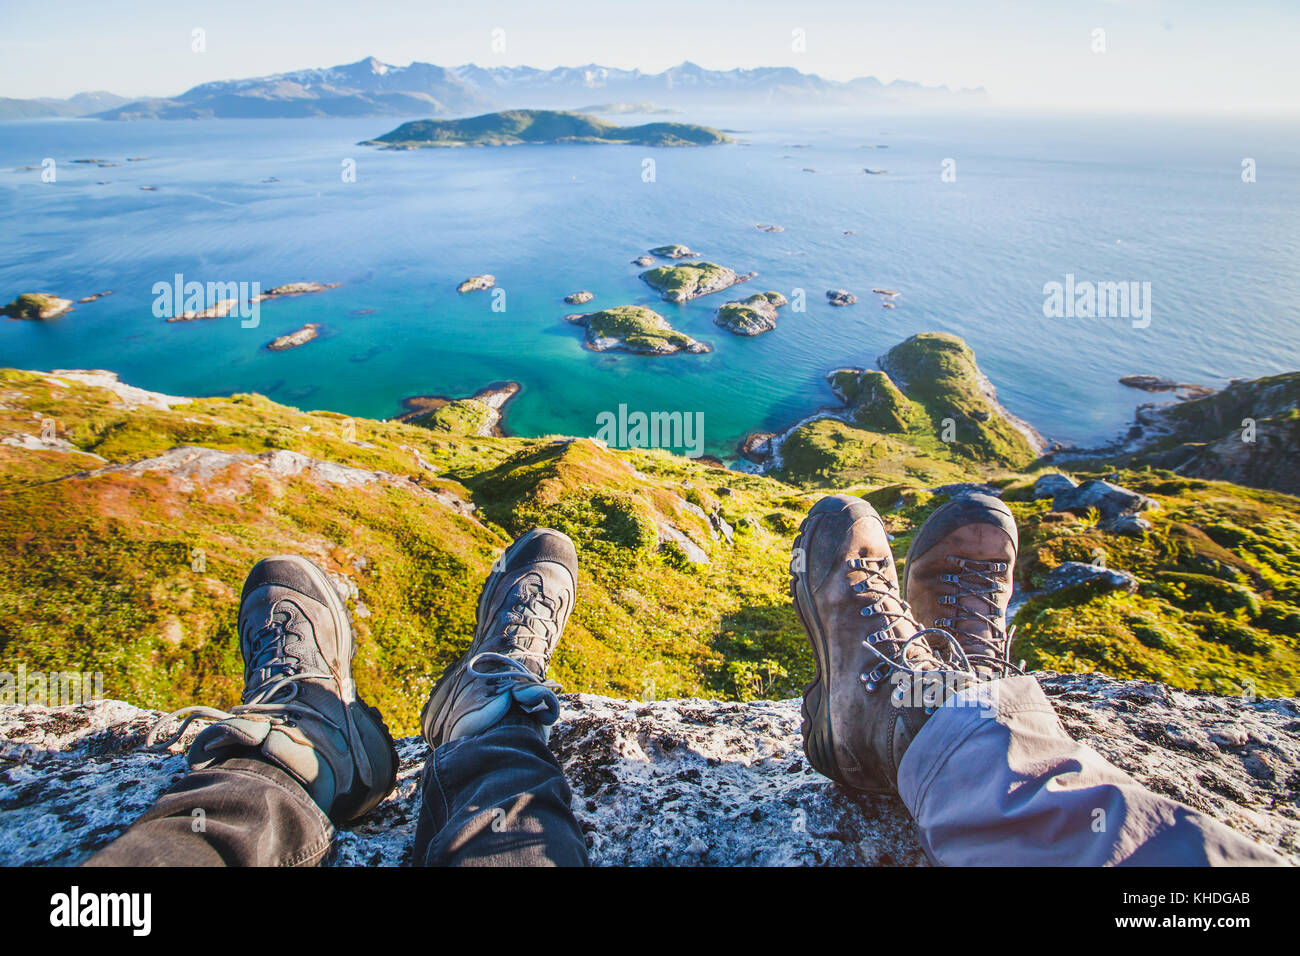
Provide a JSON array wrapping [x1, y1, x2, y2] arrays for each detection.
[[2, 0, 1298, 115]]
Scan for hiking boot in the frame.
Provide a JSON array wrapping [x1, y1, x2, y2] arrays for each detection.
[[903, 493, 1024, 681], [147, 555, 398, 824], [791, 494, 976, 792], [421, 528, 577, 748]]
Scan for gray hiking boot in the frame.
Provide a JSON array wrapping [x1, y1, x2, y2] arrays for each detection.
[[147, 555, 398, 824], [421, 528, 577, 748], [903, 493, 1024, 681], [791, 494, 977, 793]]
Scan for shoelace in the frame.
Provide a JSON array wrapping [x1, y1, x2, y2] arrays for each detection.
[[466, 651, 563, 711], [934, 556, 1025, 677], [494, 576, 562, 670], [142, 603, 374, 786], [847, 557, 974, 703]]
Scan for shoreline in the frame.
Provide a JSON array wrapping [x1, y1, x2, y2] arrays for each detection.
[[393, 381, 521, 438]]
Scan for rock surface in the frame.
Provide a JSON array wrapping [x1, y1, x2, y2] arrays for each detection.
[[826, 289, 857, 306], [713, 291, 787, 336], [2, 673, 1295, 866], [1043, 561, 1140, 595], [1052, 478, 1157, 520], [1032, 472, 1078, 499], [250, 281, 341, 304], [266, 323, 321, 351], [165, 297, 238, 322]]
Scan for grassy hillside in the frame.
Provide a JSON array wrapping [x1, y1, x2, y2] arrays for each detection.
[[776, 333, 1038, 485], [2, 334, 1296, 734]]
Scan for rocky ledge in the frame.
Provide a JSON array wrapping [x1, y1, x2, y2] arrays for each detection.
[[1, 672, 1295, 866]]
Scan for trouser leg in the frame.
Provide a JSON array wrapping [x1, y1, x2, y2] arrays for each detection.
[[85, 756, 333, 867], [897, 675, 1286, 866], [413, 715, 588, 867]]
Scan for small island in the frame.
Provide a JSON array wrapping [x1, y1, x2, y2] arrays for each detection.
[[649, 243, 700, 259], [826, 289, 857, 307], [361, 110, 730, 149], [166, 298, 239, 322], [2, 293, 73, 321], [266, 323, 321, 351], [250, 281, 341, 304], [641, 261, 755, 303], [565, 305, 711, 355], [564, 290, 594, 305], [457, 275, 495, 294], [714, 291, 788, 336], [396, 382, 520, 438]]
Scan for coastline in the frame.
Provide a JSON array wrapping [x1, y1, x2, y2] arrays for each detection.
[[394, 381, 520, 438]]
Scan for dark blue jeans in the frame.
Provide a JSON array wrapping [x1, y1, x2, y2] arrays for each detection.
[[87, 715, 588, 867]]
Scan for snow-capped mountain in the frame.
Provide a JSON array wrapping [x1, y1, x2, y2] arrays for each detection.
[[88, 56, 988, 120]]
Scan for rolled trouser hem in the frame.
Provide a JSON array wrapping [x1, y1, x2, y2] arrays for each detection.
[[85, 756, 335, 867]]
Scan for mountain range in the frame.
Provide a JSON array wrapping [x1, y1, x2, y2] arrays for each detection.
[[1, 56, 989, 120]]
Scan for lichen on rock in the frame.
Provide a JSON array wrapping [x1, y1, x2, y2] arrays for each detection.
[[1, 672, 1295, 866]]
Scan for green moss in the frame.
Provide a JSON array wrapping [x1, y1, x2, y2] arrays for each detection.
[[831, 369, 920, 432], [411, 399, 493, 437]]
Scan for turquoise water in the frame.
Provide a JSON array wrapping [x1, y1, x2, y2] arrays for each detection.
[[2, 111, 1298, 457]]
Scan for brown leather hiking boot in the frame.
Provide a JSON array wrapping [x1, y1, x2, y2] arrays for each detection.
[[903, 493, 1024, 681], [791, 494, 976, 793]]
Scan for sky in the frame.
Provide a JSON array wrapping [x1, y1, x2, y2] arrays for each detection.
[[1, 0, 1298, 113]]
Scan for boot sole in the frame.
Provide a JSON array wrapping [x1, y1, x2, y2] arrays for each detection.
[[789, 498, 892, 794], [261, 554, 398, 818]]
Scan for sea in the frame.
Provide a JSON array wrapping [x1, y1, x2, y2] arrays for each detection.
[[2, 109, 1298, 459]]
